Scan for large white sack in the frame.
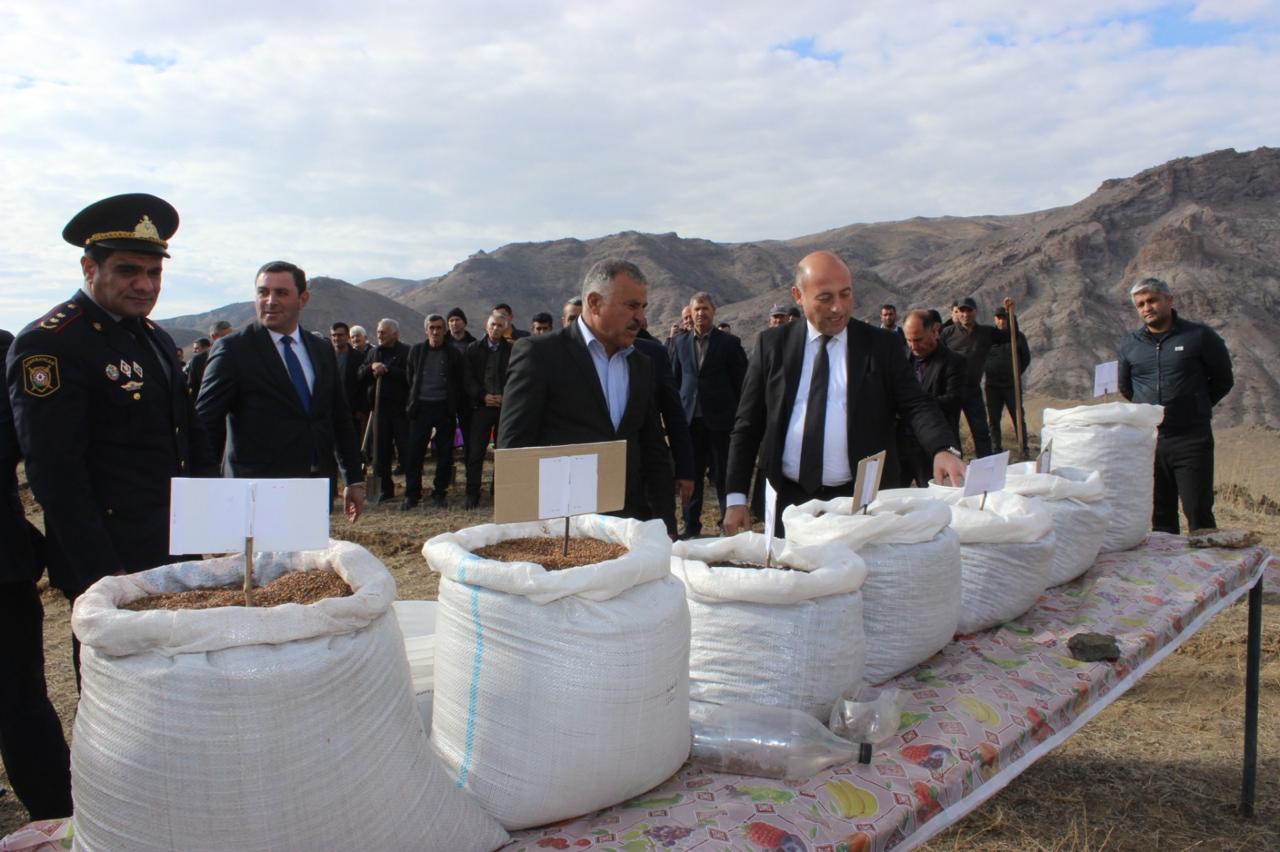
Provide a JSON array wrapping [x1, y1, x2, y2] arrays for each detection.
[[670, 532, 866, 721], [925, 487, 1056, 634], [784, 494, 962, 683], [1005, 463, 1110, 586], [425, 515, 690, 831], [1041, 402, 1163, 552], [70, 541, 508, 852]]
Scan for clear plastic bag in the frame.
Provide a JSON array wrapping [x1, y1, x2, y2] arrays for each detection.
[[829, 686, 907, 749], [690, 703, 860, 779]]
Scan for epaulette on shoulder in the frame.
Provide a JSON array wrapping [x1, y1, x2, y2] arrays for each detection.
[[36, 301, 84, 334]]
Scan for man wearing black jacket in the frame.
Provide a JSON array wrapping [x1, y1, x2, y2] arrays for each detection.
[[0, 329, 72, 821], [634, 327, 694, 536], [1119, 277, 1233, 534], [359, 318, 412, 501], [939, 296, 1007, 458], [403, 314, 465, 509], [984, 306, 1032, 454], [462, 312, 511, 508], [898, 310, 967, 486]]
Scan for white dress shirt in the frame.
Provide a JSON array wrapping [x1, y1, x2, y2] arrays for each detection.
[[577, 316, 632, 431], [269, 327, 315, 392], [726, 321, 850, 507]]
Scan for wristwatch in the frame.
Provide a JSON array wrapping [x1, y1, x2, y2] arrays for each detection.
[[944, 447, 963, 459]]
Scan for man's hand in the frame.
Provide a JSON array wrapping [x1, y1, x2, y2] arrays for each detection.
[[1003, 296, 1016, 314], [933, 451, 966, 487], [723, 504, 751, 535], [675, 478, 694, 502], [343, 484, 365, 522], [485, 393, 503, 407], [370, 362, 388, 377]]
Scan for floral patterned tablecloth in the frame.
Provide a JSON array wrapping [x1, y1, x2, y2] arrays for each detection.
[[504, 536, 1272, 852]]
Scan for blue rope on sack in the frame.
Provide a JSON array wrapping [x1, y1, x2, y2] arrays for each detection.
[[456, 553, 485, 789]]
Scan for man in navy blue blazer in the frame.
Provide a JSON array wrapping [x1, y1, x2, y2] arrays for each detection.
[[670, 292, 747, 537]]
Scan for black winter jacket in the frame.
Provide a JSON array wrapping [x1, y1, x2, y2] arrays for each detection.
[[1118, 313, 1233, 435]]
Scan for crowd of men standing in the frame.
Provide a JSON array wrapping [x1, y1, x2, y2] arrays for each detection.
[[0, 193, 1233, 824]]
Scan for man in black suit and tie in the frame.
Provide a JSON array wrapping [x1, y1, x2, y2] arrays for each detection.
[[330, 321, 367, 433], [633, 325, 694, 536], [897, 309, 967, 486], [724, 251, 966, 536], [671, 292, 747, 537], [402, 314, 465, 510], [196, 261, 365, 520], [462, 312, 512, 509], [498, 259, 674, 522]]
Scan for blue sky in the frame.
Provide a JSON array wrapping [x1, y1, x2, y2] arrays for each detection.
[[1, 0, 1278, 329]]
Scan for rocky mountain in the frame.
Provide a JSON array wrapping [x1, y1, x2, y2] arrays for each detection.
[[160, 147, 1280, 427], [158, 276, 428, 346]]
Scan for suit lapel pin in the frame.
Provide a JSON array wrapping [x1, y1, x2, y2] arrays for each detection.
[[121, 380, 143, 392], [133, 361, 144, 378], [105, 364, 120, 381], [120, 360, 132, 377]]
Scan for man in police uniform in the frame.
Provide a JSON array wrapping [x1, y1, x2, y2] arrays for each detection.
[[5, 194, 208, 611]]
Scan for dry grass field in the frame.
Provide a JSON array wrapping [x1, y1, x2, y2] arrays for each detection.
[[2, 396, 1277, 850]]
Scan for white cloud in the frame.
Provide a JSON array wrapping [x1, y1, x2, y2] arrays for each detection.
[[1, 1, 1278, 329]]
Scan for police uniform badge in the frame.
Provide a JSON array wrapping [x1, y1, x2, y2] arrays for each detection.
[[132, 361, 144, 378], [120, 360, 131, 378], [22, 354, 60, 397], [105, 363, 120, 381]]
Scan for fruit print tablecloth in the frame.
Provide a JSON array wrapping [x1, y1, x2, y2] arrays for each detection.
[[504, 536, 1272, 852]]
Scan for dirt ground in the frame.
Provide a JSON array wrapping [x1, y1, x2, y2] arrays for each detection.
[[3, 402, 1278, 849]]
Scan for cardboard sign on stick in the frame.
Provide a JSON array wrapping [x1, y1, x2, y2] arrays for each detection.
[[1037, 439, 1053, 474], [1093, 361, 1120, 397], [853, 450, 887, 512], [170, 478, 330, 554], [493, 440, 627, 523], [962, 451, 1011, 499]]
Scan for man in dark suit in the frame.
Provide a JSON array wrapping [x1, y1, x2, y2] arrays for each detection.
[[402, 314, 465, 510], [196, 261, 365, 520], [330, 321, 367, 433], [6, 193, 207, 601], [462, 312, 512, 508], [359, 318, 412, 501], [634, 326, 694, 536], [498, 259, 674, 522], [671, 292, 748, 537], [897, 309, 967, 486], [1, 329, 73, 821], [185, 320, 232, 399], [940, 296, 1008, 458], [724, 251, 966, 536]]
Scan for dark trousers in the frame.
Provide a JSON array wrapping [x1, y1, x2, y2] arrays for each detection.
[[768, 477, 856, 538], [405, 400, 455, 499], [0, 582, 72, 819], [1153, 429, 1216, 535], [959, 384, 993, 458], [373, 407, 410, 495], [683, 417, 731, 535], [466, 405, 502, 499], [985, 383, 1026, 452]]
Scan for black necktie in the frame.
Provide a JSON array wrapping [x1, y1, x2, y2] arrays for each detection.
[[798, 334, 831, 493]]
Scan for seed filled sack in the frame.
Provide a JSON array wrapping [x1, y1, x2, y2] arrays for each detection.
[[670, 532, 867, 722], [69, 541, 508, 852], [924, 486, 1056, 634], [1041, 402, 1163, 552], [1004, 462, 1109, 586], [425, 515, 690, 831], [784, 494, 961, 683]]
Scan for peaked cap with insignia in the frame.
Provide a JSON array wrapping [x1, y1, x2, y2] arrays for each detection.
[[62, 193, 179, 257]]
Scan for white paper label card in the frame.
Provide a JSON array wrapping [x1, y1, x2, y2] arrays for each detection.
[[852, 450, 887, 510], [170, 478, 251, 554], [1036, 439, 1053, 474], [170, 478, 331, 554], [763, 478, 779, 562], [565, 454, 598, 516], [1093, 360, 1119, 397], [250, 479, 330, 552], [962, 451, 1011, 498], [537, 454, 600, 519]]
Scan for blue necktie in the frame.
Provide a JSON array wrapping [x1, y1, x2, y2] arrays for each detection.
[[281, 335, 312, 412]]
